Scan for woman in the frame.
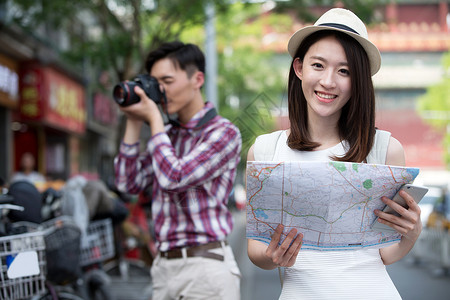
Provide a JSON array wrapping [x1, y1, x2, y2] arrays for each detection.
[[247, 8, 421, 299]]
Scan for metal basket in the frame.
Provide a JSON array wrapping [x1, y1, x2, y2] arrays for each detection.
[[0, 231, 46, 300], [80, 218, 115, 267], [40, 216, 82, 284]]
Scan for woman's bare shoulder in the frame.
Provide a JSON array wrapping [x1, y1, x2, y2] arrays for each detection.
[[385, 136, 405, 166]]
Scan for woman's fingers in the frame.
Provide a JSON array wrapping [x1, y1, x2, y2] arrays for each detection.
[[378, 192, 420, 225], [399, 190, 421, 216], [267, 225, 303, 267], [375, 190, 422, 238], [267, 224, 284, 253], [285, 233, 303, 267]]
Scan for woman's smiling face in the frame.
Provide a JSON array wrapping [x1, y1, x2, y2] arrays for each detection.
[[293, 35, 352, 123]]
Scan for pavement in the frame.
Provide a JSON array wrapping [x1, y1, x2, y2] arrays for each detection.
[[110, 275, 153, 300], [228, 210, 282, 300], [108, 209, 450, 300], [107, 256, 153, 300], [109, 209, 252, 300]]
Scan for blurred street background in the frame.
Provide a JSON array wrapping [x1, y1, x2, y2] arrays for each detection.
[[0, 1, 450, 300], [228, 209, 450, 300]]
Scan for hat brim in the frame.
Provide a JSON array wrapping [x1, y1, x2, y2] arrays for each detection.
[[287, 25, 381, 76]]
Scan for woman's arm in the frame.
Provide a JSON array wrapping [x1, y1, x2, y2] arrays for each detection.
[[246, 144, 303, 270], [377, 137, 422, 265]]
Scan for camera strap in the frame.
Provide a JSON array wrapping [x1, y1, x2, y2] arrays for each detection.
[[195, 108, 218, 127], [168, 108, 218, 129], [161, 89, 217, 129]]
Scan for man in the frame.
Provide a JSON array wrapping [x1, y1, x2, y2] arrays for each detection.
[[114, 41, 242, 299]]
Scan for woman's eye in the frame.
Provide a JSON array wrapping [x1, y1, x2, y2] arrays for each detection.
[[339, 69, 350, 75], [312, 63, 323, 69]]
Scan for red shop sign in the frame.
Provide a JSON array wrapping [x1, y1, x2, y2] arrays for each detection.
[[20, 65, 86, 134], [93, 93, 118, 126]]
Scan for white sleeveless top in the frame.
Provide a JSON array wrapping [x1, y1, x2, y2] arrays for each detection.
[[253, 130, 402, 300]]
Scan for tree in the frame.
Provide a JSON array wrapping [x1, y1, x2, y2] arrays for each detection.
[[274, 0, 384, 23], [6, 0, 230, 83], [181, 2, 291, 169], [181, 1, 385, 170], [6, 0, 384, 170]]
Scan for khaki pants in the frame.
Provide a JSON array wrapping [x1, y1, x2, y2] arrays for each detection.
[[151, 244, 241, 300]]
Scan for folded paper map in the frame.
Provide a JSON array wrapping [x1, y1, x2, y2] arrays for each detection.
[[246, 161, 419, 251]]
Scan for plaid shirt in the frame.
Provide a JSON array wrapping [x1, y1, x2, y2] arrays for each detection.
[[114, 102, 242, 251]]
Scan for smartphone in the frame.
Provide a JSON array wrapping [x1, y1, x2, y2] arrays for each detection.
[[371, 184, 429, 233]]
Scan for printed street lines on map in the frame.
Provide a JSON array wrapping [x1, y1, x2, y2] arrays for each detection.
[[246, 161, 420, 251]]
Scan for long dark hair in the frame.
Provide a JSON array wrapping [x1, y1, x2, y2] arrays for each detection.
[[287, 30, 375, 163]]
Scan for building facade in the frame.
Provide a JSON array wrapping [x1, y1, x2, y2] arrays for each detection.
[[0, 10, 119, 185]]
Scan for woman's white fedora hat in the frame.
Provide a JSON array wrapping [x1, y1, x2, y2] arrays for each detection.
[[287, 8, 381, 76]]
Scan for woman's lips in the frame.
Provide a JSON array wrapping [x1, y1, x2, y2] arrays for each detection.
[[316, 91, 337, 103]]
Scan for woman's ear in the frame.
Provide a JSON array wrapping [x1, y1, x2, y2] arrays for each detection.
[[293, 58, 303, 80]]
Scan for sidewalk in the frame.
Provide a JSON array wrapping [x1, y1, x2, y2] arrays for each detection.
[[108, 260, 153, 300], [110, 275, 152, 300], [110, 210, 260, 300], [228, 210, 281, 300]]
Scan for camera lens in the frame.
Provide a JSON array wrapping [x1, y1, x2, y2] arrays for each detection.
[[113, 83, 128, 106], [112, 75, 161, 107], [113, 82, 141, 107]]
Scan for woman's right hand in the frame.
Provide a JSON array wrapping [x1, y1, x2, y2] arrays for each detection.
[[266, 224, 303, 267], [248, 224, 303, 270]]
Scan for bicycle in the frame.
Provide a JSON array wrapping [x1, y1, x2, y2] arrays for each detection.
[[1, 181, 86, 300], [31, 216, 86, 300], [39, 178, 117, 300], [2, 179, 120, 300], [0, 192, 47, 300], [79, 218, 115, 300], [16, 216, 115, 300]]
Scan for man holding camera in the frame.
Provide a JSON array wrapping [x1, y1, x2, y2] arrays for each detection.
[[114, 41, 242, 299]]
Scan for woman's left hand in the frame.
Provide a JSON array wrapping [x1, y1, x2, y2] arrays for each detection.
[[374, 189, 422, 241]]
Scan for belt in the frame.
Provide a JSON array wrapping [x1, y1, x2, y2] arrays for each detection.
[[159, 241, 227, 261]]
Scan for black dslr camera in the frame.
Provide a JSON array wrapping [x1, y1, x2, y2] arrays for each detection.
[[113, 74, 163, 107]]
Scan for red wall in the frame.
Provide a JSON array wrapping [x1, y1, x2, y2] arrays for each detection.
[[13, 127, 39, 171]]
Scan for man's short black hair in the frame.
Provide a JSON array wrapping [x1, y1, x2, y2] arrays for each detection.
[[145, 41, 205, 77]]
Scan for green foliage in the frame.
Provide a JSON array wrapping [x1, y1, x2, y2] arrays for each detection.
[[8, 0, 82, 28], [180, 2, 289, 169], [418, 51, 450, 166], [274, 0, 385, 23], [7, 0, 231, 83], [6, 0, 394, 175]]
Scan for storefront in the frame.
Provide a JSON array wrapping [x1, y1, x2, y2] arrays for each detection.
[[14, 63, 86, 181], [80, 90, 119, 183], [0, 53, 20, 183]]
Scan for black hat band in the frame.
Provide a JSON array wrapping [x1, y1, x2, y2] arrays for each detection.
[[318, 23, 360, 35]]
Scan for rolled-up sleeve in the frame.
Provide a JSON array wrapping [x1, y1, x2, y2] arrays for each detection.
[[114, 141, 154, 194]]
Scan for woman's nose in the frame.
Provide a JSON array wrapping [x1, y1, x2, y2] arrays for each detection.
[[319, 70, 337, 89]]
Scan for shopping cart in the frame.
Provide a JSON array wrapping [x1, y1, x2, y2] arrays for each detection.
[[80, 218, 115, 267], [0, 230, 46, 300]]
